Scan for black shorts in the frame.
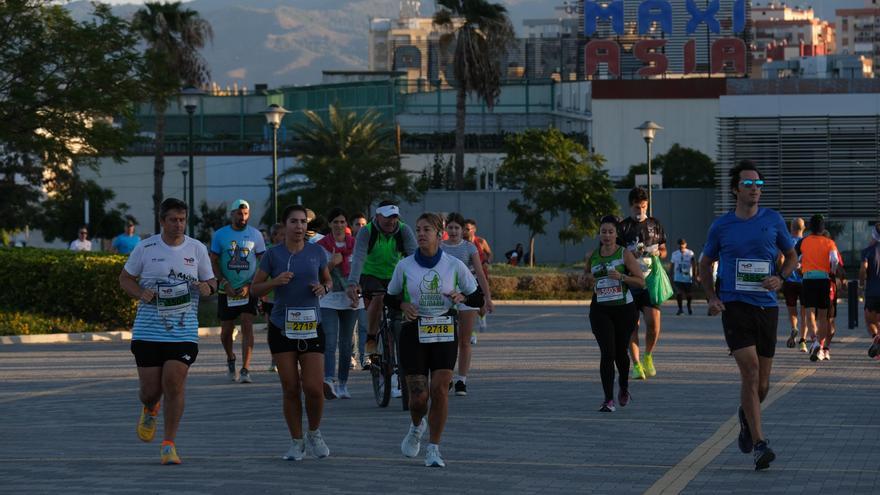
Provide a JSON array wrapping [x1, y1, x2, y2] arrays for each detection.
[[865, 296, 880, 313], [721, 301, 778, 358], [267, 321, 325, 355], [360, 275, 390, 305], [131, 340, 198, 368], [631, 288, 660, 311], [218, 293, 258, 320], [802, 279, 831, 310], [398, 320, 458, 376], [674, 282, 693, 295], [782, 281, 802, 307]]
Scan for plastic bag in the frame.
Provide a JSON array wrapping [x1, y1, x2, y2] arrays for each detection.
[[646, 255, 674, 306]]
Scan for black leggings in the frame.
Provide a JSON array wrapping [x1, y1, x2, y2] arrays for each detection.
[[589, 302, 639, 401]]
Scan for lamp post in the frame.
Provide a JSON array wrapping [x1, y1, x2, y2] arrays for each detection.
[[178, 159, 189, 205], [261, 103, 291, 224], [635, 121, 663, 217], [181, 86, 203, 237]]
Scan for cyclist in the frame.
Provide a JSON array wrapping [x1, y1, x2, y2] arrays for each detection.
[[251, 204, 333, 461], [390, 212, 483, 467], [119, 198, 217, 465]]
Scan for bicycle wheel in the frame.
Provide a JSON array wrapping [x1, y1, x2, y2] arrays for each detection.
[[389, 330, 409, 411], [371, 327, 392, 408]]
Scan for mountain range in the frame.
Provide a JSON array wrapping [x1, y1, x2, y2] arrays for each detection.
[[68, 0, 867, 89]]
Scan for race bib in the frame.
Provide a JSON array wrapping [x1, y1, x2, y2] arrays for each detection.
[[418, 315, 455, 344], [156, 281, 191, 317], [227, 293, 249, 307], [285, 308, 318, 340], [735, 259, 770, 292], [595, 277, 624, 303]]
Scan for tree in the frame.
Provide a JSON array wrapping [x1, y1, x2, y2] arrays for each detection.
[[498, 128, 618, 266], [193, 200, 227, 244], [275, 103, 419, 221], [0, 1, 143, 234], [37, 170, 130, 243], [434, 0, 515, 189], [617, 144, 716, 188], [133, 1, 213, 232]]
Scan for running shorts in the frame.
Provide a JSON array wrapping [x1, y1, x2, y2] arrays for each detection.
[[674, 282, 693, 295], [131, 340, 198, 368], [631, 288, 660, 311], [218, 293, 258, 320], [267, 321, 325, 355], [398, 320, 458, 376], [802, 279, 831, 310], [721, 301, 778, 358], [782, 281, 802, 307]]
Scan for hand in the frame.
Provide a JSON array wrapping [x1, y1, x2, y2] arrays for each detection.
[[607, 269, 622, 281], [139, 288, 155, 303], [400, 302, 419, 321], [447, 291, 465, 304], [310, 283, 328, 296], [761, 275, 783, 292], [274, 272, 294, 286], [484, 298, 495, 314], [708, 295, 726, 316], [235, 285, 249, 298], [645, 244, 660, 256], [196, 282, 212, 297], [330, 252, 343, 266], [346, 284, 360, 305]]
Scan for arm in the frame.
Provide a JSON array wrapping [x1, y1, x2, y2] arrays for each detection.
[[119, 269, 154, 303], [309, 265, 333, 297], [210, 252, 226, 293], [860, 259, 868, 290], [347, 226, 370, 286], [657, 242, 667, 259], [481, 239, 493, 263], [401, 224, 417, 256], [470, 252, 493, 312], [762, 247, 797, 291], [579, 250, 595, 289], [620, 250, 646, 289]]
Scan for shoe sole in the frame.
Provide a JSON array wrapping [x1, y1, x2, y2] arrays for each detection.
[[455, 391, 467, 396], [754, 450, 775, 470]]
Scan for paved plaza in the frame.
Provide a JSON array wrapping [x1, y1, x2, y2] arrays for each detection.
[[1, 303, 878, 494]]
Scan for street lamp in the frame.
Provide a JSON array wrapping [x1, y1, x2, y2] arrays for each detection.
[[261, 103, 291, 224], [178, 159, 189, 205], [181, 86, 204, 236], [635, 120, 663, 217]]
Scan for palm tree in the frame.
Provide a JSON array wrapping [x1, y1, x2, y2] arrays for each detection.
[[133, 2, 212, 232], [275, 103, 416, 220], [433, 0, 515, 190]]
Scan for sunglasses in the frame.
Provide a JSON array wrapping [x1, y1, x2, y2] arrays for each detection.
[[740, 179, 764, 188]]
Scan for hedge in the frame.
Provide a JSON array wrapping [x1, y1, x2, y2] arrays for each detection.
[[0, 248, 137, 328], [0, 309, 121, 336]]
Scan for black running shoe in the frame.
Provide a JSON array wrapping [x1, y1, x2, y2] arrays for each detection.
[[454, 380, 467, 396], [737, 406, 753, 453], [869, 336, 880, 358], [786, 329, 797, 348], [753, 440, 775, 470]]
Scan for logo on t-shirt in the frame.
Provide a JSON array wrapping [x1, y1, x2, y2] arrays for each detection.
[[419, 270, 443, 308], [167, 268, 197, 283], [183, 257, 195, 266], [225, 241, 252, 273]]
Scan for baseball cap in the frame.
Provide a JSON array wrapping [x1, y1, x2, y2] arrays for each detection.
[[376, 205, 400, 217], [230, 199, 250, 210]]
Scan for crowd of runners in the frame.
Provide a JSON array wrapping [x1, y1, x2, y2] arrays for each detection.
[[117, 160, 880, 471]]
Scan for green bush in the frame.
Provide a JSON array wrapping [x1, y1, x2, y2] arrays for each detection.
[[0, 247, 137, 328], [489, 275, 519, 295], [0, 308, 121, 335], [517, 274, 571, 292]]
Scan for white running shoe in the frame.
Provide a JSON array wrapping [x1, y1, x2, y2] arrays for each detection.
[[391, 374, 402, 398], [336, 383, 351, 399], [478, 315, 487, 331], [424, 443, 446, 467], [306, 429, 330, 458], [401, 417, 428, 458], [470, 333, 477, 345], [282, 439, 305, 461], [323, 379, 338, 400]]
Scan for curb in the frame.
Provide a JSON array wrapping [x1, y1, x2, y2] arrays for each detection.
[[0, 324, 267, 345]]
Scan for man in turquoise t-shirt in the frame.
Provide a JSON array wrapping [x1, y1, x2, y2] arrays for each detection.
[[111, 219, 140, 255], [210, 199, 266, 384]]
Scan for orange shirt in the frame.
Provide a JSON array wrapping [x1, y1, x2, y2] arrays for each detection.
[[798, 235, 838, 275]]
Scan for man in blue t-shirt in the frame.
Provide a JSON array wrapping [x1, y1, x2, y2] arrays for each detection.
[[860, 225, 880, 358], [700, 160, 797, 472], [111, 219, 140, 255], [210, 199, 267, 384]]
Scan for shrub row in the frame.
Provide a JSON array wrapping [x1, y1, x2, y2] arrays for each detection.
[[0, 309, 122, 336], [0, 248, 137, 328], [489, 273, 586, 297]]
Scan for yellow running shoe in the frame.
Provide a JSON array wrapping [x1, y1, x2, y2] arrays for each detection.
[[137, 403, 160, 442], [644, 353, 656, 377], [630, 361, 646, 380], [160, 442, 181, 465]]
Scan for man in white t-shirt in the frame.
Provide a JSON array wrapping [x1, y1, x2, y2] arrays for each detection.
[[670, 238, 696, 315], [69, 227, 92, 251], [118, 198, 216, 465]]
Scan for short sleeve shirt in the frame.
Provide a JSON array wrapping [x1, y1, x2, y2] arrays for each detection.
[[671, 249, 695, 283], [702, 208, 794, 307], [210, 225, 266, 289], [617, 217, 666, 277], [387, 253, 478, 317], [123, 235, 214, 342], [112, 234, 140, 255], [259, 243, 327, 328], [440, 240, 478, 272], [862, 245, 880, 297]]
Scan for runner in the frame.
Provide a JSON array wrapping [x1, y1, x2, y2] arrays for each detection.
[[463, 218, 492, 334], [210, 199, 266, 383], [796, 215, 840, 362], [700, 160, 796, 471], [263, 222, 284, 373], [316, 207, 361, 400], [349, 212, 369, 369], [617, 187, 667, 379], [389, 212, 483, 467], [346, 200, 417, 398], [860, 224, 880, 359], [580, 215, 644, 412], [824, 231, 846, 359], [781, 218, 806, 351], [118, 197, 217, 465], [441, 213, 494, 396], [670, 238, 695, 315], [251, 204, 333, 461]]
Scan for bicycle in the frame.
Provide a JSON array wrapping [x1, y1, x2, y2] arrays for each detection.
[[370, 302, 409, 409]]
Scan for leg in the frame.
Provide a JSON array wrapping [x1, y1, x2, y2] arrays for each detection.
[[137, 367, 163, 409], [356, 308, 367, 362], [757, 356, 773, 403], [629, 316, 642, 365], [240, 313, 255, 370], [804, 307, 817, 341], [336, 310, 357, 385], [644, 306, 662, 355], [615, 307, 639, 393], [732, 346, 765, 443], [406, 374, 429, 426], [676, 290, 683, 311], [159, 360, 190, 442], [366, 294, 384, 338], [786, 305, 798, 333], [590, 308, 616, 402], [275, 352, 304, 439], [427, 369, 454, 444], [320, 309, 340, 381], [220, 320, 236, 361], [298, 352, 325, 431], [456, 311, 476, 380], [815, 308, 829, 345]]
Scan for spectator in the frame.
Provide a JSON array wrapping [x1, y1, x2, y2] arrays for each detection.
[[69, 226, 92, 251], [505, 243, 524, 266], [111, 218, 140, 255]]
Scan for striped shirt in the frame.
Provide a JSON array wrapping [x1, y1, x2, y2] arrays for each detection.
[[440, 239, 478, 272]]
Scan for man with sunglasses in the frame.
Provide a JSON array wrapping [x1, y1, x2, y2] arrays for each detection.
[[700, 160, 797, 471], [69, 227, 92, 251]]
